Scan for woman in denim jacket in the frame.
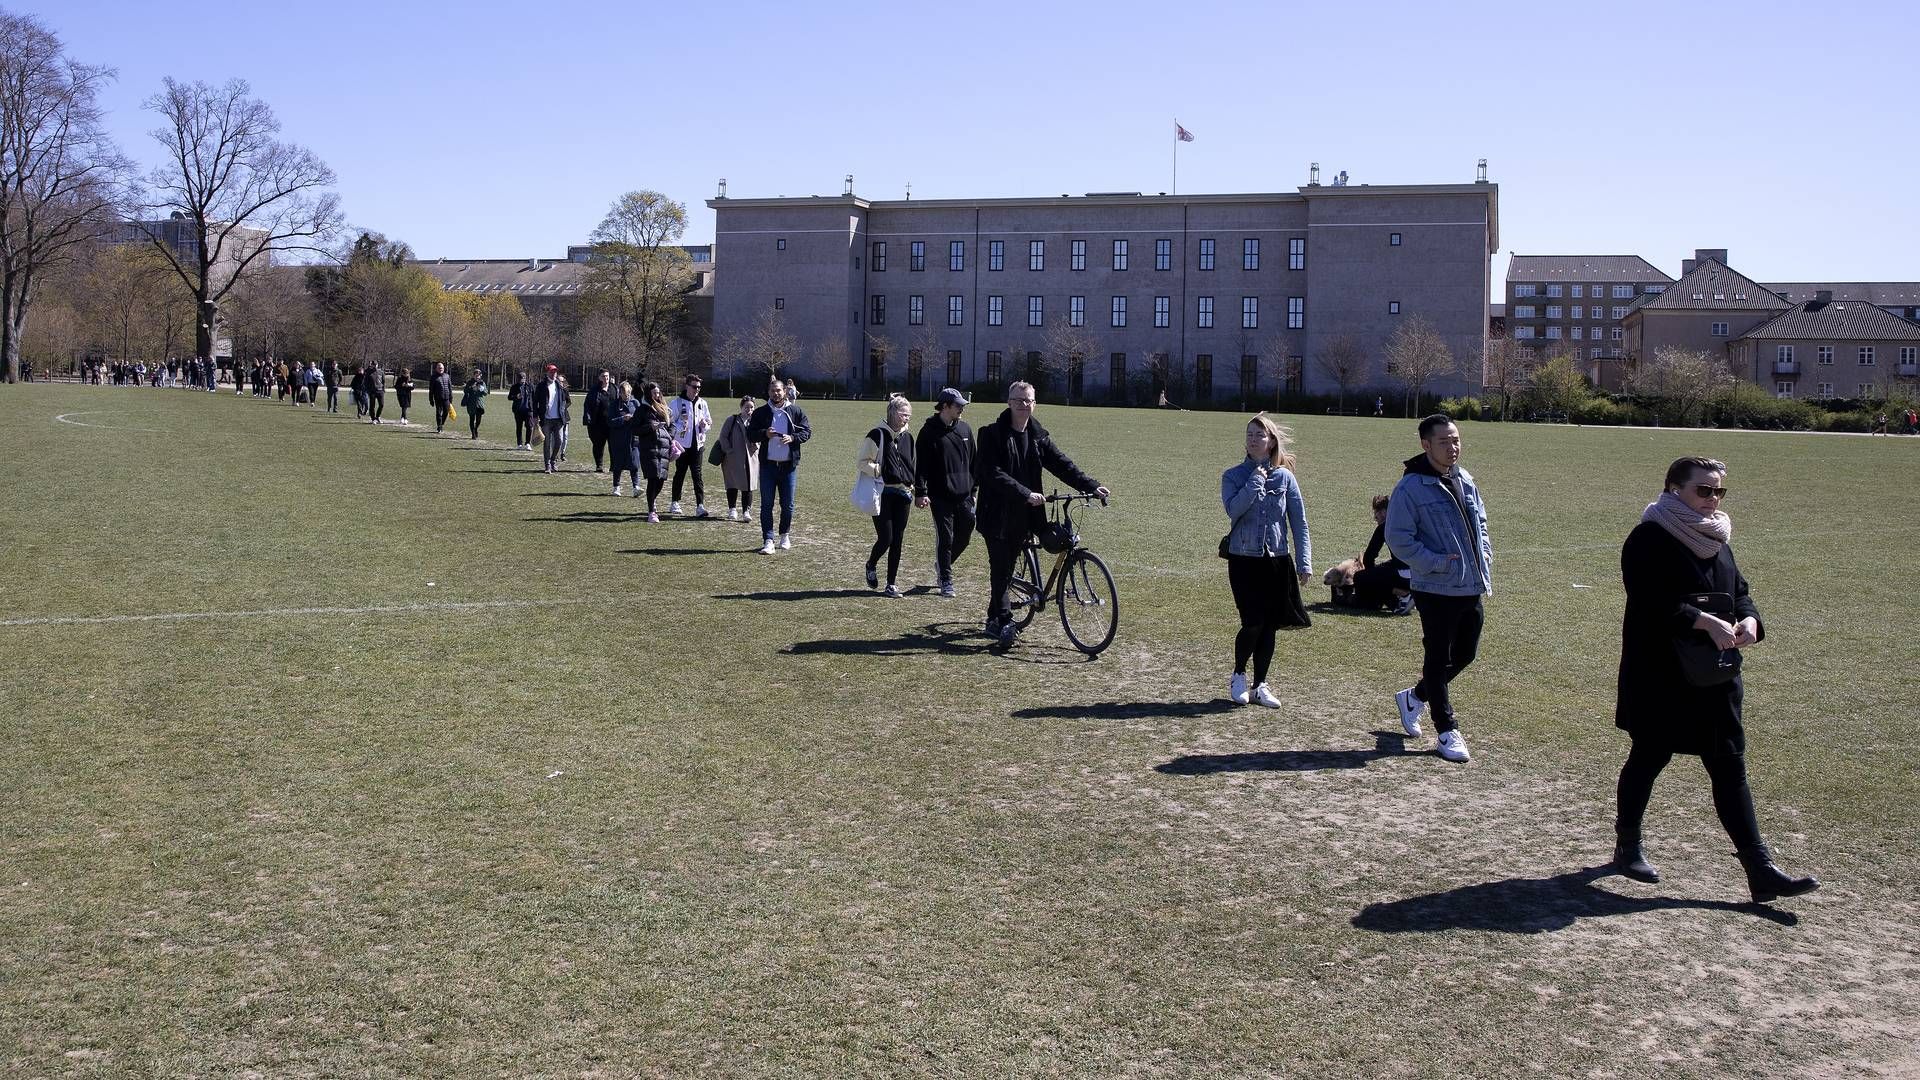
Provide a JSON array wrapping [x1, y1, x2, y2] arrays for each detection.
[[1220, 414, 1312, 708]]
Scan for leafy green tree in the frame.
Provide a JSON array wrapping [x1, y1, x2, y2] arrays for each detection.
[[583, 190, 694, 359]]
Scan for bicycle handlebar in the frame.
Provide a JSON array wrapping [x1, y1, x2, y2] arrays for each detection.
[[1047, 491, 1108, 506]]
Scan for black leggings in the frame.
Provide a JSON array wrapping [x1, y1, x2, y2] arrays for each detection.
[[867, 490, 912, 586], [515, 414, 533, 445], [1227, 555, 1288, 684], [727, 487, 754, 510], [468, 409, 483, 438], [1615, 741, 1762, 851], [645, 476, 666, 511]]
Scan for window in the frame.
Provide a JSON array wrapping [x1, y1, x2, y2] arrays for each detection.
[[1514, 284, 1537, 297], [1514, 305, 1536, 318], [868, 347, 887, 384], [1590, 347, 1603, 359], [1028, 296, 1043, 326], [1067, 353, 1084, 399], [773, 297, 784, 310], [1611, 327, 1623, 340], [1546, 306, 1563, 319], [1242, 296, 1259, 329], [1112, 239, 1128, 271], [1287, 296, 1304, 329], [948, 295, 964, 326], [1777, 345, 1795, 364], [1571, 326, 1583, 340], [947, 350, 963, 387], [1514, 327, 1536, 340], [910, 241, 925, 271], [988, 295, 1003, 326], [1592, 326, 1602, 340], [1288, 237, 1305, 270], [1284, 355, 1304, 395], [1709, 322, 1727, 337], [1859, 382, 1878, 397], [1733, 292, 1747, 300], [870, 295, 886, 325], [1240, 354, 1258, 399], [1111, 296, 1127, 327], [1154, 296, 1170, 328], [1712, 293, 1725, 301], [908, 295, 924, 325], [1572, 285, 1584, 298], [1546, 326, 1562, 340], [1613, 285, 1633, 298], [1902, 347, 1918, 365], [1243, 238, 1259, 270], [1692, 293, 1706, 301], [1646, 285, 1666, 294], [1069, 295, 1085, 327], [1571, 306, 1584, 319], [1859, 347, 1876, 365], [1818, 345, 1835, 365], [989, 240, 1004, 271], [1547, 284, 1563, 298], [853, 257, 860, 271], [1071, 240, 1086, 271], [1110, 352, 1126, 390], [1197, 296, 1214, 328], [1155, 239, 1171, 271], [1195, 354, 1212, 397], [1028, 240, 1044, 271], [1611, 306, 1627, 319], [949, 241, 964, 271], [1817, 382, 1832, 397], [1199, 238, 1215, 271], [986, 351, 1003, 384], [1390, 232, 1402, 246], [872, 241, 887, 271], [776, 238, 786, 250], [1388, 300, 1401, 315]]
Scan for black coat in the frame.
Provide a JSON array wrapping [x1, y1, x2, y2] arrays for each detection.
[[428, 372, 451, 404], [974, 409, 1099, 541], [582, 384, 613, 430], [1615, 521, 1764, 757], [605, 398, 640, 473], [635, 406, 672, 481], [914, 414, 975, 501], [746, 402, 811, 466], [532, 379, 570, 423]]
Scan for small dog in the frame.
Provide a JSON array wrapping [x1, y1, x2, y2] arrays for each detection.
[[1325, 557, 1364, 607]]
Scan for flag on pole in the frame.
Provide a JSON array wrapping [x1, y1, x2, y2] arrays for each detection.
[[1175, 121, 1195, 143]]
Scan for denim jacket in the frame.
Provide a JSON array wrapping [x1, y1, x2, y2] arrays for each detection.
[[1221, 458, 1311, 575], [1383, 456, 1492, 597]]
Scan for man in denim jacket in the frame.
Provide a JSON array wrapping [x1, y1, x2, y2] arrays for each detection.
[[1384, 415, 1492, 763]]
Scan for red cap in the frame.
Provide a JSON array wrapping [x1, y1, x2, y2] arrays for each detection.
[[544, 364, 558, 372]]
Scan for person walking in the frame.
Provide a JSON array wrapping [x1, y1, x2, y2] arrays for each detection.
[[427, 362, 452, 430], [393, 368, 415, 424], [366, 364, 386, 424], [747, 380, 812, 554], [508, 369, 535, 450], [324, 361, 342, 413], [859, 394, 918, 598], [714, 395, 759, 520], [1610, 456, 1819, 904], [667, 374, 714, 518], [1385, 414, 1491, 763], [605, 381, 641, 496], [460, 371, 489, 439], [582, 369, 614, 472], [1220, 414, 1312, 708], [914, 387, 976, 599], [303, 362, 322, 406], [976, 381, 1110, 646], [533, 364, 570, 473], [350, 365, 367, 416], [634, 381, 674, 521]]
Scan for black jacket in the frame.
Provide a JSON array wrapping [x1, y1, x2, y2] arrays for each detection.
[[532, 378, 571, 423], [635, 405, 672, 481], [746, 402, 812, 466], [975, 409, 1099, 541], [582, 384, 613, 429], [914, 414, 975, 501], [428, 372, 452, 404]]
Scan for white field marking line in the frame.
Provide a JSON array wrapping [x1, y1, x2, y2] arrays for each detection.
[[0, 598, 588, 629], [53, 411, 164, 433]]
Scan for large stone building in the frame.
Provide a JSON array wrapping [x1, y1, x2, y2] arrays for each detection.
[[1731, 293, 1920, 399], [411, 244, 715, 327], [1620, 256, 1791, 375], [707, 181, 1498, 402], [1504, 254, 1672, 388]]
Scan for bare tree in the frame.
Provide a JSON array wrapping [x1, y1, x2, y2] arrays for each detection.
[[475, 292, 526, 384], [572, 308, 634, 383], [223, 263, 311, 370], [517, 307, 563, 373], [1382, 315, 1456, 416], [746, 309, 799, 388], [427, 292, 477, 377], [583, 190, 695, 354], [1625, 346, 1736, 426], [905, 322, 941, 400], [1478, 334, 1536, 420], [0, 11, 129, 381], [862, 329, 896, 396], [1040, 317, 1094, 403], [1313, 335, 1368, 413], [709, 330, 746, 398], [139, 77, 342, 367]]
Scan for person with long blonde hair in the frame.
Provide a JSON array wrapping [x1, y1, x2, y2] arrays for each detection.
[[859, 394, 918, 597], [1219, 413, 1312, 708]]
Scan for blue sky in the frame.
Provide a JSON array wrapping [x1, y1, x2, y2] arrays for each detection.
[[22, 0, 1917, 284]]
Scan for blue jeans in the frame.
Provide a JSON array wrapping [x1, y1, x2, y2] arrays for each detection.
[[759, 459, 797, 540]]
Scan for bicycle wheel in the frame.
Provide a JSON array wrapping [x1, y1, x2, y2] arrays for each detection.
[[1057, 549, 1118, 654], [1007, 545, 1044, 628]]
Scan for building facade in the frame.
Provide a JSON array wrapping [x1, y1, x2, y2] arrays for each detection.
[[1732, 293, 1920, 400], [708, 183, 1498, 402], [1504, 254, 1671, 389], [1620, 255, 1792, 382]]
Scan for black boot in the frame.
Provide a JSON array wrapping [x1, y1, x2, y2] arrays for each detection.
[[1612, 839, 1660, 883], [1737, 846, 1819, 903]]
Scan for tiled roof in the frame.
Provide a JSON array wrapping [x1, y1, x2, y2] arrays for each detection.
[[1626, 260, 1791, 312], [1738, 299, 1920, 342], [1507, 255, 1671, 282], [413, 258, 590, 296], [1762, 282, 1920, 307]]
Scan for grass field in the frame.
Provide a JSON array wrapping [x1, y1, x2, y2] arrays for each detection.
[[2, 383, 1917, 1077]]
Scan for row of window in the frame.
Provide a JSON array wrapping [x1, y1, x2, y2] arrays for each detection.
[[1779, 383, 1890, 399], [1776, 345, 1918, 366], [899, 350, 1296, 398], [1513, 284, 1662, 299], [867, 236, 1331, 273], [1513, 305, 1632, 320], [868, 293, 1308, 329], [1513, 326, 1625, 342]]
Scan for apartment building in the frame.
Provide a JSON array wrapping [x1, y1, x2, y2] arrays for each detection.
[[1504, 255, 1671, 389], [1732, 293, 1920, 399]]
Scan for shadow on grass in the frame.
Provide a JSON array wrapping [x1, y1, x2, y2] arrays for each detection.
[[1306, 601, 1410, 619], [523, 511, 644, 523], [1351, 865, 1798, 934], [1156, 731, 1412, 773], [784, 621, 1089, 664], [715, 588, 874, 601], [618, 548, 746, 556], [1014, 700, 1244, 721]]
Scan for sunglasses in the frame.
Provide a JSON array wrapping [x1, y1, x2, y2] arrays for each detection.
[[1691, 484, 1728, 499]]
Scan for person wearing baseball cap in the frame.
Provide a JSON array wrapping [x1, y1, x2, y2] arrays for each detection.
[[533, 364, 571, 473], [915, 388, 977, 598]]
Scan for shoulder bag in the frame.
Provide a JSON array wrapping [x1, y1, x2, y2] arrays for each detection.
[[1674, 590, 1742, 687]]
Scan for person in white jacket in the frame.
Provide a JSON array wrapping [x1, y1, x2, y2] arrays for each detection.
[[667, 374, 713, 518]]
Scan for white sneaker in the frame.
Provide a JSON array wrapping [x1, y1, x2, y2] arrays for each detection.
[[1435, 730, 1471, 763], [611, 485, 623, 497], [778, 533, 792, 550], [758, 540, 776, 555], [669, 501, 683, 515], [1251, 683, 1281, 709], [1395, 687, 1425, 738], [1229, 673, 1250, 705], [695, 506, 711, 519]]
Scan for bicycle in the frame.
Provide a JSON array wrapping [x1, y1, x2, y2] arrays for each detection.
[[1005, 492, 1119, 655]]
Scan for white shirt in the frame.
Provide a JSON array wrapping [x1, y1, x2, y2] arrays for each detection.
[[669, 395, 712, 448], [544, 379, 562, 419], [768, 407, 792, 461]]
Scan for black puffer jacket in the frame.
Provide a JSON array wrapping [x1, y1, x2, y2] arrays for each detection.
[[636, 405, 672, 481]]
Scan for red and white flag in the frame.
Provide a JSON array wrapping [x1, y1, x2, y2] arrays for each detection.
[[1175, 121, 1195, 143]]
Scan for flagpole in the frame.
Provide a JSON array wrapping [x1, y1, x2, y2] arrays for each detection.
[[1172, 123, 1178, 195]]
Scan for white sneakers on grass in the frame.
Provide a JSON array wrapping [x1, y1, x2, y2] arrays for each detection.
[[669, 501, 682, 515], [1229, 673, 1250, 705], [1250, 683, 1281, 709], [758, 540, 776, 555], [1436, 730, 1471, 763], [1395, 687, 1425, 738], [778, 533, 792, 550]]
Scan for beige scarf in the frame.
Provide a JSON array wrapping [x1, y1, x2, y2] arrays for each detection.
[[1642, 490, 1731, 559]]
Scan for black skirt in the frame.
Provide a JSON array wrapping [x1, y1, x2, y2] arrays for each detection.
[[1226, 554, 1311, 629]]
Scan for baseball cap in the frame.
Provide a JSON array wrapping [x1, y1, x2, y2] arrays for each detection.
[[544, 364, 558, 373], [936, 387, 970, 409]]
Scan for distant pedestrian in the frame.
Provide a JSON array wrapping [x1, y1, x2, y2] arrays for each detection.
[[748, 379, 812, 554], [860, 394, 918, 597], [427, 362, 451, 430], [324, 361, 342, 412], [635, 381, 673, 521], [393, 368, 415, 424], [714, 395, 759, 520], [534, 364, 570, 473], [1385, 415, 1492, 763], [350, 366, 367, 417], [606, 381, 641, 496], [784, 378, 799, 403], [509, 370, 535, 450], [667, 374, 714, 518], [915, 387, 976, 599], [460, 372, 488, 439], [1220, 414, 1312, 708], [1872, 412, 1889, 436], [582, 369, 614, 472], [366, 364, 386, 424], [1374, 396, 1385, 417]]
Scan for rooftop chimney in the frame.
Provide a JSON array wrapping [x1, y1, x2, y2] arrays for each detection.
[[1815, 290, 1833, 304], [1681, 258, 1696, 275], [1695, 248, 1728, 265]]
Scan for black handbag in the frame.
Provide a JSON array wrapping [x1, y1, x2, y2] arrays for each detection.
[[1674, 591, 1742, 687]]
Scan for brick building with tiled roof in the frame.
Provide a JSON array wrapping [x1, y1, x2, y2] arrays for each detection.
[[1503, 254, 1672, 388], [1732, 293, 1920, 399]]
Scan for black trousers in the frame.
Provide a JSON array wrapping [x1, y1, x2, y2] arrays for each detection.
[[434, 401, 449, 429], [588, 426, 608, 469], [672, 449, 705, 504], [867, 490, 912, 586], [929, 495, 976, 584], [514, 413, 533, 445], [1411, 592, 1484, 733], [327, 387, 340, 412], [468, 409, 483, 438], [985, 535, 1022, 624], [1615, 741, 1763, 851], [368, 392, 384, 421]]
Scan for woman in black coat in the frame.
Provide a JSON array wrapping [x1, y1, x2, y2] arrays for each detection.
[[1612, 456, 1817, 904], [605, 381, 641, 496], [634, 380, 673, 522]]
